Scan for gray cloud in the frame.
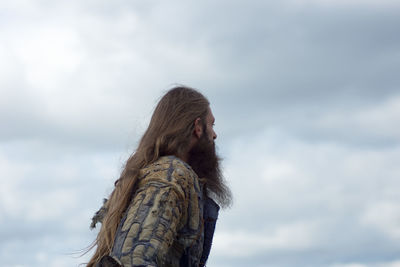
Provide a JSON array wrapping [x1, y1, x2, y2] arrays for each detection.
[[1, 0, 399, 266]]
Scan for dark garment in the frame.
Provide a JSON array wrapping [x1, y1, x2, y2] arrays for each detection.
[[200, 197, 220, 267]]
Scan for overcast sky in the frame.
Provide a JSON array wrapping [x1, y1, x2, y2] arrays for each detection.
[[1, 0, 400, 266]]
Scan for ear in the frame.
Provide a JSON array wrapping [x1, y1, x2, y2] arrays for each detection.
[[193, 118, 203, 139]]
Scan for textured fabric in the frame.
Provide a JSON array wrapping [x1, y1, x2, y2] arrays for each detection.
[[110, 156, 218, 267], [96, 255, 123, 267]]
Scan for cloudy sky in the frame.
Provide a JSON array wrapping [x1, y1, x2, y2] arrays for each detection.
[[1, 0, 400, 266]]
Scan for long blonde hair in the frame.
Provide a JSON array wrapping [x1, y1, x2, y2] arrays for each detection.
[[86, 86, 209, 266]]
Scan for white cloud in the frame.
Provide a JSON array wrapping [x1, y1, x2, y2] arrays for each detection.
[[13, 27, 82, 90], [262, 159, 298, 184], [380, 261, 400, 267], [330, 261, 400, 267], [355, 95, 400, 138], [0, 154, 32, 219], [330, 264, 367, 267], [316, 95, 400, 142], [214, 221, 317, 257], [361, 201, 400, 239], [288, 0, 400, 8]]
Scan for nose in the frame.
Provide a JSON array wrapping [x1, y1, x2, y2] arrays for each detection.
[[213, 130, 217, 140]]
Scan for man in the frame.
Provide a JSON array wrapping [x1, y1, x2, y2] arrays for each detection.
[[87, 86, 231, 267]]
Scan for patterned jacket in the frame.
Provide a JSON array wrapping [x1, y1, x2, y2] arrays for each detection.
[[98, 156, 220, 267]]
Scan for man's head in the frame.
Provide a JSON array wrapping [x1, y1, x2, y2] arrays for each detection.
[[139, 86, 210, 160], [138, 86, 231, 207]]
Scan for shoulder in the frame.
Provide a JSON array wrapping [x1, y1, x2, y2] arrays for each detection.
[[138, 156, 200, 198], [143, 156, 197, 180]]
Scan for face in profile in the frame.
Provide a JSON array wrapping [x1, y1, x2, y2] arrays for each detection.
[[188, 107, 218, 177], [203, 107, 217, 142]]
